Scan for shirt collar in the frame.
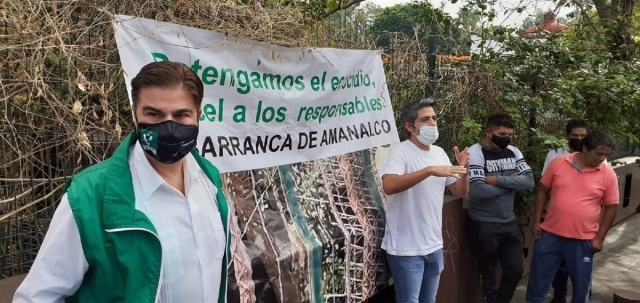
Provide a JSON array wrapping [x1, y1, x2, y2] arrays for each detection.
[[565, 152, 603, 171], [131, 141, 202, 199], [131, 141, 166, 200], [184, 153, 201, 180]]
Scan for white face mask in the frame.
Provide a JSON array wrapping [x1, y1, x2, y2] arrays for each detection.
[[414, 125, 439, 146]]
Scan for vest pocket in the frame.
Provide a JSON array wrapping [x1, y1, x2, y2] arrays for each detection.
[[209, 214, 226, 260], [159, 229, 185, 284]]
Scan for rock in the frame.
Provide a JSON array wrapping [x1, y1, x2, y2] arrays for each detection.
[[613, 289, 640, 303]]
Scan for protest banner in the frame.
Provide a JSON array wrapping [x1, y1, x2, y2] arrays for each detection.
[[114, 15, 400, 302], [113, 14, 399, 173]]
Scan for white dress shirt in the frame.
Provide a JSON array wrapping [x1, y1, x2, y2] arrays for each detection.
[[13, 142, 226, 303]]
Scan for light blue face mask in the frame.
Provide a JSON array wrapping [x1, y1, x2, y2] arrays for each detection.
[[413, 125, 439, 146]]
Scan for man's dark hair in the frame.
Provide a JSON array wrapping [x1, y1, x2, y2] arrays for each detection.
[[131, 61, 204, 109], [485, 113, 515, 130], [402, 98, 437, 125], [565, 118, 589, 135], [582, 131, 615, 151]]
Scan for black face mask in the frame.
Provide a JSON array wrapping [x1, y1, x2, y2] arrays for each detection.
[[568, 138, 583, 152], [137, 120, 199, 164], [491, 134, 511, 149]]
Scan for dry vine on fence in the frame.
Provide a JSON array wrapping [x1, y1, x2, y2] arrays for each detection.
[[0, 0, 330, 278], [0, 2, 496, 296]]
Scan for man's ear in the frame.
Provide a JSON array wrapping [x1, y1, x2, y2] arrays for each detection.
[[404, 122, 414, 134], [197, 108, 203, 123]]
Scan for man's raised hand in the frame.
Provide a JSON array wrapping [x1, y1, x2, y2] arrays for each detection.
[[429, 166, 468, 178], [454, 146, 470, 168]]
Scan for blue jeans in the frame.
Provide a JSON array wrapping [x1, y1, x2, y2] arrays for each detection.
[[386, 249, 444, 303]]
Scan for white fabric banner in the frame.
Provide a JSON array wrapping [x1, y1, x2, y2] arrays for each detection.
[[113, 15, 399, 173]]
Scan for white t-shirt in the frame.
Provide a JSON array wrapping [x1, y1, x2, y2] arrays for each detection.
[[381, 140, 457, 256], [542, 148, 608, 175], [542, 148, 569, 175]]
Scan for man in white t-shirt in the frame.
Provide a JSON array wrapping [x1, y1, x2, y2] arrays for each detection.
[[382, 98, 470, 303], [542, 118, 604, 303]]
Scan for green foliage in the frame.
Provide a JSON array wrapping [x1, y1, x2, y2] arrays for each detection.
[[248, 0, 366, 19], [371, 3, 463, 54], [440, 0, 640, 219], [458, 7, 483, 34], [455, 15, 640, 167], [459, 117, 482, 148]]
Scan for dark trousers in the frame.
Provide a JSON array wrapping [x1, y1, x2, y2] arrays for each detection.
[[552, 262, 569, 300], [526, 231, 594, 303], [467, 219, 524, 303], [552, 261, 592, 301]]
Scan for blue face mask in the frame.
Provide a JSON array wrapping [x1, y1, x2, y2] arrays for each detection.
[[137, 120, 199, 164]]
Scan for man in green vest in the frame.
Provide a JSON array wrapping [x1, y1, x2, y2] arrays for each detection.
[[13, 61, 232, 303]]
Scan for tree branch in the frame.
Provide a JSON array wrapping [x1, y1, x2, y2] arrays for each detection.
[[320, 0, 365, 19], [591, 0, 613, 19], [568, 0, 605, 35], [622, 0, 635, 17]]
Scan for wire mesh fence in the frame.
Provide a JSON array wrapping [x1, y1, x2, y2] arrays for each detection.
[[0, 131, 120, 278], [1, 1, 639, 283]]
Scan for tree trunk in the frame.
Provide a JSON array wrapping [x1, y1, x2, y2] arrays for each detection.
[[590, 0, 637, 61], [609, 28, 634, 61]]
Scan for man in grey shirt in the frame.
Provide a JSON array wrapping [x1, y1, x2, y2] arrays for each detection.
[[467, 113, 534, 303]]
